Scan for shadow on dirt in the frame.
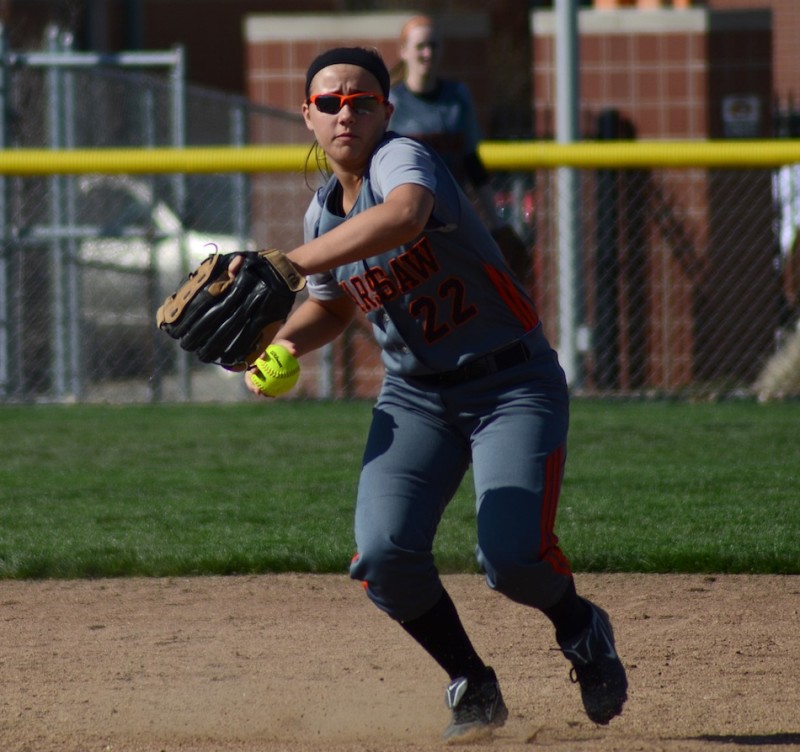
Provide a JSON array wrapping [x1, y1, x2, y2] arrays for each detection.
[[695, 734, 800, 747]]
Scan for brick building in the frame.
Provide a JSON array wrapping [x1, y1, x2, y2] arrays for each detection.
[[4, 0, 794, 394], [5, 2, 799, 118]]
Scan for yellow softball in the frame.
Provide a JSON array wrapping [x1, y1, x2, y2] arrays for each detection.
[[249, 344, 300, 397]]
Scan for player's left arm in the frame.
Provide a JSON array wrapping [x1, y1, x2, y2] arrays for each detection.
[[286, 184, 434, 275]]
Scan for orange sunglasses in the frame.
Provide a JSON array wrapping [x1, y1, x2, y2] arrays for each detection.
[[308, 92, 386, 115]]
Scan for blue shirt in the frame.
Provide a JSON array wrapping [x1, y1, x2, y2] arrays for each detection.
[[389, 80, 483, 184]]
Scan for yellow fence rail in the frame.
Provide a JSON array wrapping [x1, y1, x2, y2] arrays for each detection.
[[3, 140, 800, 175]]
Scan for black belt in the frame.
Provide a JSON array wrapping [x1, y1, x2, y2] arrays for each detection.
[[412, 340, 531, 387]]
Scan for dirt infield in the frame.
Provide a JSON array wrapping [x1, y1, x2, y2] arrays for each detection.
[[2, 573, 798, 752]]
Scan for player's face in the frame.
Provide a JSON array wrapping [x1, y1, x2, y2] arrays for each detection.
[[401, 24, 441, 79], [303, 64, 393, 172]]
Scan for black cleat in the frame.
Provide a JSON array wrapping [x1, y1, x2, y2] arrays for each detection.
[[558, 600, 628, 725], [443, 667, 509, 741]]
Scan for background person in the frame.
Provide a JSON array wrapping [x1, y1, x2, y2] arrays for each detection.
[[389, 14, 530, 282]]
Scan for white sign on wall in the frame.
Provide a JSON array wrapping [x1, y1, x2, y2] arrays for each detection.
[[722, 95, 761, 138]]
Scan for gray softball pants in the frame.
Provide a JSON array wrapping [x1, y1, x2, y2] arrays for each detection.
[[349, 335, 573, 623]]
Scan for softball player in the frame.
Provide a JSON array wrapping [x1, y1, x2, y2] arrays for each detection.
[[245, 46, 628, 741]]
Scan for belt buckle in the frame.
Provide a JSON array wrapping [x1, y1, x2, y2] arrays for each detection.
[[483, 353, 500, 375], [463, 359, 487, 381]]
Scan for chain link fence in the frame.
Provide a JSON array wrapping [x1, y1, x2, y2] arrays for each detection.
[[2, 30, 799, 403], [0, 26, 309, 403]]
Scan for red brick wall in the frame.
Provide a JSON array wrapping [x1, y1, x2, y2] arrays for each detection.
[[243, 13, 493, 131], [531, 7, 776, 390], [7, 1, 798, 108]]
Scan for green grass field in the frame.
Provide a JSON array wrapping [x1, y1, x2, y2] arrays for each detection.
[[1, 400, 797, 579]]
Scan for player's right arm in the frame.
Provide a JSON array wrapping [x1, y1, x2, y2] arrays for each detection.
[[271, 295, 356, 359], [286, 184, 434, 275], [243, 295, 355, 397]]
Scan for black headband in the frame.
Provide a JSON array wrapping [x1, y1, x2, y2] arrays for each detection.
[[305, 47, 390, 99]]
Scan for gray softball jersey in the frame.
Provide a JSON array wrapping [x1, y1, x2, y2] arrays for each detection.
[[304, 134, 540, 378]]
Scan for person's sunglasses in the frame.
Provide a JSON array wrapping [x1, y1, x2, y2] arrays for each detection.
[[308, 92, 385, 115]]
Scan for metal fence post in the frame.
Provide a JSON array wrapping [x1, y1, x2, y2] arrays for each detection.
[[0, 24, 8, 400], [143, 85, 165, 403], [170, 44, 191, 401], [61, 30, 83, 399], [46, 25, 68, 400], [555, 0, 583, 387]]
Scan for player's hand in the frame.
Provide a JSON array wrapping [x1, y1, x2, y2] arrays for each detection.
[[244, 362, 269, 397], [227, 254, 244, 276], [243, 338, 298, 398]]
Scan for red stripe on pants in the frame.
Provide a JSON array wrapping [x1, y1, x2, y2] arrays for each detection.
[[539, 444, 572, 577]]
